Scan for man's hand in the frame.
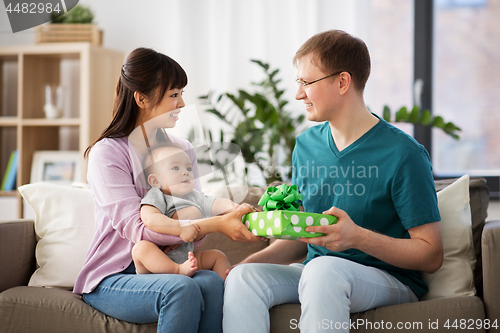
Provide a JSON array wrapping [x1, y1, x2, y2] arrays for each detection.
[[299, 206, 360, 251], [300, 206, 443, 274]]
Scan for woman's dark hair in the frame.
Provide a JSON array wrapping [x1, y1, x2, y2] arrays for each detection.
[[84, 48, 188, 157]]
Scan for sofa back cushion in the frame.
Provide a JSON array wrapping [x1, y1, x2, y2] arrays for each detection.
[[435, 177, 489, 298], [0, 220, 36, 292], [421, 175, 477, 300], [435, 178, 490, 297], [18, 183, 95, 289]]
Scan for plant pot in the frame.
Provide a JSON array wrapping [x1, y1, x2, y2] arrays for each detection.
[[35, 24, 102, 45]]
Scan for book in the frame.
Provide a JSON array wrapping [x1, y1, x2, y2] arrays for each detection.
[[1, 150, 16, 191], [3, 150, 18, 191]]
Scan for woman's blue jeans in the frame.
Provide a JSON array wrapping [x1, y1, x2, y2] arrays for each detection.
[[82, 263, 224, 333]]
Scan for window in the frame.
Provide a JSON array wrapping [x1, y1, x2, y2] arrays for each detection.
[[365, 0, 414, 119], [432, 0, 500, 178]]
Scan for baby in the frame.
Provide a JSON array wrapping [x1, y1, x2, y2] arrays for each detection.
[[132, 144, 238, 280]]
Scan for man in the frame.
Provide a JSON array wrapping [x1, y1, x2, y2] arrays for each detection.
[[223, 30, 443, 332]]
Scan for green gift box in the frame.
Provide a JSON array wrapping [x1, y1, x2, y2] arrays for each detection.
[[243, 210, 338, 240], [242, 184, 338, 239]]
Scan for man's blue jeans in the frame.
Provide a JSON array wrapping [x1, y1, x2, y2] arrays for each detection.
[[83, 263, 223, 333], [224, 256, 418, 333]]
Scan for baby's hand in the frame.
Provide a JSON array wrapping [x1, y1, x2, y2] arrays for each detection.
[[179, 224, 200, 242]]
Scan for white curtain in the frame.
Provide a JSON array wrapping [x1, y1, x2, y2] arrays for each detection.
[[76, 0, 372, 114], [1, 0, 373, 115]]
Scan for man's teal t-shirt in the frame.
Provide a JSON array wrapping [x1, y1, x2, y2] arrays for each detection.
[[292, 117, 441, 299]]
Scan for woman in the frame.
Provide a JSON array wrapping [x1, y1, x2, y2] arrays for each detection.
[[73, 48, 260, 333]]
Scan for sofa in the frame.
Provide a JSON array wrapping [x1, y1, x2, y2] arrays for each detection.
[[0, 177, 499, 332]]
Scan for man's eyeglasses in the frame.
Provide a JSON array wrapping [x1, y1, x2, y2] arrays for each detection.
[[295, 71, 349, 88]]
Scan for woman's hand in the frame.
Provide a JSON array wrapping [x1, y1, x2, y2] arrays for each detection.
[[299, 206, 361, 251], [219, 203, 266, 242]]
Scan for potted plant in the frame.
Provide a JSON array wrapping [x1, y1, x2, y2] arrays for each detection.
[[50, 4, 94, 24], [36, 5, 102, 45], [199, 60, 305, 185], [382, 105, 461, 140]]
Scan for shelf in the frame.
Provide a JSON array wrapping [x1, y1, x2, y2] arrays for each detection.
[[0, 190, 17, 197], [0, 42, 95, 56], [22, 118, 80, 126], [1, 118, 81, 126], [0, 117, 19, 126], [0, 43, 124, 218]]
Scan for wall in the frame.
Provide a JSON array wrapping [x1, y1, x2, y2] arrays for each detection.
[[1, 0, 372, 117], [0, 0, 372, 193]]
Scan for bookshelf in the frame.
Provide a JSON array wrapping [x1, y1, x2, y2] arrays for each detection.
[[0, 43, 123, 218]]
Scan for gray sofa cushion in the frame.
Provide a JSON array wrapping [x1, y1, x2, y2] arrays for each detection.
[[270, 296, 486, 333], [0, 286, 156, 333], [0, 220, 36, 293]]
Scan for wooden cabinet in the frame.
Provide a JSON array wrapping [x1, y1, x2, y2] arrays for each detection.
[[0, 43, 123, 218]]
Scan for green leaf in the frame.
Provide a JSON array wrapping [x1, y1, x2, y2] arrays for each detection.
[[382, 106, 391, 122], [226, 93, 245, 111], [63, 4, 94, 24], [395, 106, 408, 122], [251, 59, 269, 71], [419, 110, 432, 125], [408, 106, 420, 123], [443, 122, 461, 139], [279, 100, 288, 109], [443, 122, 456, 131], [433, 116, 445, 128], [270, 69, 279, 79], [238, 90, 252, 101]]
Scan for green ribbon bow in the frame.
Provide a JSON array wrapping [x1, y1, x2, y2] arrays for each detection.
[[258, 184, 302, 212]]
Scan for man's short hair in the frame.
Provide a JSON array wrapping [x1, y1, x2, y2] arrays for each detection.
[[293, 30, 371, 91]]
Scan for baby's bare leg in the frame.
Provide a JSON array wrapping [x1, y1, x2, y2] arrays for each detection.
[[194, 250, 231, 280], [132, 240, 197, 276]]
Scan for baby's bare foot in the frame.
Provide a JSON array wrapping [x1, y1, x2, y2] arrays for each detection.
[[178, 252, 197, 277]]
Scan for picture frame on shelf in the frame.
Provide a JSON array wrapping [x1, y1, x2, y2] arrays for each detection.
[[30, 151, 82, 186]]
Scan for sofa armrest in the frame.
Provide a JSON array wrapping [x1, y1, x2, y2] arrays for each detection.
[[0, 219, 36, 293], [481, 220, 500, 323]]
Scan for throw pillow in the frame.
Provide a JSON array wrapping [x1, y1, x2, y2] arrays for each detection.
[[18, 182, 95, 289], [421, 174, 476, 300]]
